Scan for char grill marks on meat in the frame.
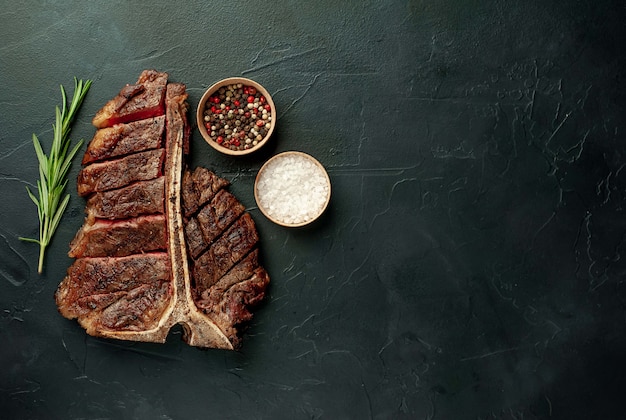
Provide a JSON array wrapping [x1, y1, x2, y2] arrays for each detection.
[[181, 167, 229, 217], [68, 214, 167, 258], [56, 253, 171, 333], [77, 148, 165, 196], [55, 70, 269, 349], [82, 116, 165, 165], [182, 167, 269, 348], [86, 177, 165, 220]]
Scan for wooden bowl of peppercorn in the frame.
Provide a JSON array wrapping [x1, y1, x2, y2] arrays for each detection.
[[197, 77, 276, 156]]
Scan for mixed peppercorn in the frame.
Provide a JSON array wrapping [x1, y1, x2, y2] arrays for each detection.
[[202, 83, 273, 151]]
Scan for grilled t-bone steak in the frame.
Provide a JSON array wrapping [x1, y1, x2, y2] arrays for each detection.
[[55, 70, 269, 349]]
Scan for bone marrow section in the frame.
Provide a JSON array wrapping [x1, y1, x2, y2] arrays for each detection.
[[55, 70, 269, 349]]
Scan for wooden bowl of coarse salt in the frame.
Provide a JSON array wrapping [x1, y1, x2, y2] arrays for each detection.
[[254, 151, 331, 227]]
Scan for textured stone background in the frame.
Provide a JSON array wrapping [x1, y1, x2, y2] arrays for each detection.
[[1, 1, 625, 418]]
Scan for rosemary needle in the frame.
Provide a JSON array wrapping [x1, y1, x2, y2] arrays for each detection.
[[20, 77, 92, 274]]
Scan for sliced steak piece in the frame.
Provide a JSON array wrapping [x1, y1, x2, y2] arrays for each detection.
[[56, 252, 170, 319], [195, 250, 269, 347], [179, 163, 267, 347], [68, 214, 167, 258], [197, 249, 260, 300], [181, 167, 229, 217], [86, 177, 165, 220], [82, 116, 165, 164], [192, 213, 259, 291], [183, 189, 245, 259], [184, 217, 207, 260], [98, 281, 171, 331], [200, 268, 269, 347], [92, 70, 168, 128], [196, 190, 245, 245], [77, 148, 165, 196]]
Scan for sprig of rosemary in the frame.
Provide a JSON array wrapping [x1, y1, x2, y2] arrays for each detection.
[[20, 77, 92, 274]]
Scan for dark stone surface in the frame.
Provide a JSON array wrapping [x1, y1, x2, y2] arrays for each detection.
[[1, 1, 625, 419]]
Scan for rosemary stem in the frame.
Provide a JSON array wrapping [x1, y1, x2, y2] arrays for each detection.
[[38, 243, 46, 274], [21, 77, 92, 275]]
